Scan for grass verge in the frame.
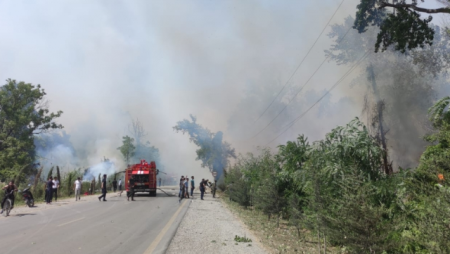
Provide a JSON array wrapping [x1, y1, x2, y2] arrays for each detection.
[[222, 195, 337, 254]]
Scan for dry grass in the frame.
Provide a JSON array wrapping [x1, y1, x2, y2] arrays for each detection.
[[222, 196, 339, 254]]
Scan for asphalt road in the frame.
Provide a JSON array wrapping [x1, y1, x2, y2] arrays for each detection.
[[0, 187, 189, 254]]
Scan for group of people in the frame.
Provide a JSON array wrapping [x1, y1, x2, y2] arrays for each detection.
[[44, 176, 60, 204], [109, 178, 123, 193], [99, 175, 134, 202], [178, 176, 213, 202]]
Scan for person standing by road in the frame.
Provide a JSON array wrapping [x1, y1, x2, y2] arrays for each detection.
[[74, 177, 81, 201], [178, 176, 185, 203], [46, 177, 54, 204], [118, 178, 122, 191], [178, 176, 184, 198], [200, 179, 205, 200], [98, 174, 107, 202], [190, 176, 195, 197], [112, 178, 117, 192], [128, 175, 135, 201], [52, 176, 60, 202], [184, 177, 189, 199], [158, 178, 161, 187]]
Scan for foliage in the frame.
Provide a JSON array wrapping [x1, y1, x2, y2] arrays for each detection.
[[0, 79, 63, 179], [117, 136, 135, 165], [234, 235, 252, 243], [354, 0, 441, 52], [129, 118, 162, 167], [253, 150, 286, 226], [225, 108, 450, 253], [174, 115, 236, 178]]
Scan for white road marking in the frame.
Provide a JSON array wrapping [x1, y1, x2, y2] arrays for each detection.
[[143, 200, 187, 254]]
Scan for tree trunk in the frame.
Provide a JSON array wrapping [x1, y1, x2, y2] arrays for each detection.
[[56, 166, 61, 186], [367, 65, 392, 175], [47, 166, 54, 180], [33, 166, 43, 191], [318, 230, 321, 254]]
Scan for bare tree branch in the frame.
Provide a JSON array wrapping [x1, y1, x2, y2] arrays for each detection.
[[380, 2, 450, 14]]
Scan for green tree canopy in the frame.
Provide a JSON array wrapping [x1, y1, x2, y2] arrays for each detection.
[[174, 115, 236, 178], [117, 136, 135, 165], [354, 0, 449, 52], [0, 79, 63, 180]]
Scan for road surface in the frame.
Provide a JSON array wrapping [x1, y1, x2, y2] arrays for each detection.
[[0, 187, 188, 254]]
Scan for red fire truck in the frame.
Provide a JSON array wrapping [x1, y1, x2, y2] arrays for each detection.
[[125, 160, 158, 196]]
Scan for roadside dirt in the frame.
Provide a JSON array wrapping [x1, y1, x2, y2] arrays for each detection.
[[166, 192, 268, 254]]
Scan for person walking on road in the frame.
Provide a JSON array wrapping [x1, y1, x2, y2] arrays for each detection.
[[98, 174, 107, 202], [200, 179, 205, 200], [112, 178, 117, 192], [118, 179, 122, 191], [74, 177, 81, 201], [46, 177, 54, 204], [190, 176, 195, 197], [52, 177, 60, 202]]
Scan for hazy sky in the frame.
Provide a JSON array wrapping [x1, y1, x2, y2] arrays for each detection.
[[0, 0, 445, 179]]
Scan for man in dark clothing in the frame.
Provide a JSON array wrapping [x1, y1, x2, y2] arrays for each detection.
[[190, 176, 195, 197], [200, 179, 205, 200], [1, 180, 18, 214], [127, 175, 135, 201], [112, 179, 117, 192], [98, 174, 107, 201], [178, 177, 185, 203], [46, 177, 54, 204]]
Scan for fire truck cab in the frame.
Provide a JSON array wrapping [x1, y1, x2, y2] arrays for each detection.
[[125, 160, 158, 197]]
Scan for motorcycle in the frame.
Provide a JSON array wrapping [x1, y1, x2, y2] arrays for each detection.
[[3, 189, 15, 217], [19, 184, 34, 207]]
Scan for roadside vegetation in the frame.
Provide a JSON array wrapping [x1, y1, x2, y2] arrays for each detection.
[[223, 98, 450, 253]]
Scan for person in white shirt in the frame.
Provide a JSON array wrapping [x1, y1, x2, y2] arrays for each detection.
[[74, 177, 81, 201], [52, 177, 60, 202]]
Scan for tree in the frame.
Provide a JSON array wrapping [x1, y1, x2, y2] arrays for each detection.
[[327, 16, 445, 168], [0, 79, 63, 179], [174, 115, 236, 178], [128, 118, 162, 168], [117, 136, 135, 165], [354, 0, 448, 52]]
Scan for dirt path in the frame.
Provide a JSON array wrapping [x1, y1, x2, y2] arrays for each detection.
[[166, 192, 268, 254]]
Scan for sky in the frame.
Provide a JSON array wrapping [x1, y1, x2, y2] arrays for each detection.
[[0, 0, 445, 179]]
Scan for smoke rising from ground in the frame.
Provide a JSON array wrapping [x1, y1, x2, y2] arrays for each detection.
[[0, 0, 446, 176]]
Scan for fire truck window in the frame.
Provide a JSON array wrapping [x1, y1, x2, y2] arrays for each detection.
[[134, 175, 148, 182]]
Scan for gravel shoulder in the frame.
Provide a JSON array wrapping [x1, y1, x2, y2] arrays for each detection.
[[166, 192, 268, 254]]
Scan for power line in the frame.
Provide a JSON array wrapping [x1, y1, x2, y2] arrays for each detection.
[[252, 0, 347, 125], [265, 51, 371, 146], [250, 26, 352, 140]]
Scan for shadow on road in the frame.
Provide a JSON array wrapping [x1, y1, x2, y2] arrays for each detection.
[[13, 213, 36, 217]]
